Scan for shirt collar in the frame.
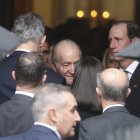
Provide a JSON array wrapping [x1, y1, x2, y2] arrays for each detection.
[[103, 104, 124, 113], [15, 91, 34, 98], [34, 122, 61, 139], [125, 60, 139, 74], [15, 48, 31, 52]]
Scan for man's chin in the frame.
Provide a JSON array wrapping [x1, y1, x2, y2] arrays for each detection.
[[62, 130, 75, 139], [68, 130, 75, 137], [111, 55, 124, 61], [66, 78, 73, 86], [66, 81, 73, 86]]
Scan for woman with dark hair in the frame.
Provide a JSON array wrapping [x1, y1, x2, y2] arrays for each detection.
[[68, 56, 104, 140]]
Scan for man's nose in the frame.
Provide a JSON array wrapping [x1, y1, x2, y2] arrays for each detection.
[[109, 40, 115, 49], [69, 64, 75, 74], [75, 111, 81, 122]]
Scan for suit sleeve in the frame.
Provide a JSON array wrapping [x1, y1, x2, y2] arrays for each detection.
[[79, 122, 92, 140]]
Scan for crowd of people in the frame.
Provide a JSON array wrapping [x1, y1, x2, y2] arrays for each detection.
[[0, 12, 140, 140]]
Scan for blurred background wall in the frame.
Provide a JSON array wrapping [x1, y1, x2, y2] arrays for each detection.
[[0, 0, 138, 29], [0, 0, 139, 60]]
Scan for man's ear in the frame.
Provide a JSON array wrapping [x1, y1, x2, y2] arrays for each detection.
[[52, 63, 57, 72], [40, 35, 46, 47], [41, 74, 47, 84], [96, 87, 101, 97], [12, 71, 16, 81], [131, 37, 138, 43], [38, 35, 47, 53], [126, 88, 131, 98], [48, 108, 58, 123], [96, 87, 102, 105]]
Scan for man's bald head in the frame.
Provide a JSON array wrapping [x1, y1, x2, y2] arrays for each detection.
[[52, 39, 82, 86], [97, 68, 130, 102], [52, 39, 82, 64]]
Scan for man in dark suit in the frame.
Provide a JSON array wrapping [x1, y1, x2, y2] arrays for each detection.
[[0, 12, 65, 104], [115, 39, 140, 118], [109, 20, 140, 118], [0, 52, 46, 136], [0, 83, 81, 140], [79, 68, 140, 140]]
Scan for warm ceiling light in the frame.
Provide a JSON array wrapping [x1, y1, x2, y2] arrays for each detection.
[[76, 10, 84, 18], [90, 10, 97, 18], [102, 11, 110, 19]]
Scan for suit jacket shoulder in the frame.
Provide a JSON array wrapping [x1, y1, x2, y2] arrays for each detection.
[[126, 62, 140, 117], [0, 51, 26, 103], [0, 94, 34, 136], [0, 51, 65, 104], [79, 106, 140, 140], [0, 125, 60, 140]]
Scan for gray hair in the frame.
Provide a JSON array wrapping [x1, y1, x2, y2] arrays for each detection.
[[96, 71, 129, 102], [32, 83, 71, 121], [52, 39, 82, 64], [11, 12, 45, 44]]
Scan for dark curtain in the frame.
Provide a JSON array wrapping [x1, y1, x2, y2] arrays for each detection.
[[0, 0, 14, 30], [135, 0, 140, 26], [0, 0, 32, 30]]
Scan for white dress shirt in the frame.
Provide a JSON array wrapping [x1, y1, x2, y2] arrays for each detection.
[[15, 91, 34, 98], [103, 104, 124, 113], [15, 48, 31, 52], [121, 60, 139, 80]]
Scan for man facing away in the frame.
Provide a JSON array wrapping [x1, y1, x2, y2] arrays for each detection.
[[0, 52, 46, 136], [0, 12, 65, 104], [0, 83, 81, 140], [79, 68, 140, 140], [52, 39, 82, 86], [109, 20, 140, 118]]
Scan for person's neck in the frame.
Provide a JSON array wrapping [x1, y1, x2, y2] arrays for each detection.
[[119, 58, 134, 69], [16, 41, 38, 52], [102, 99, 124, 109], [16, 86, 35, 93]]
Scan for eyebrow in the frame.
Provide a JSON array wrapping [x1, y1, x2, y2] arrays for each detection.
[[73, 105, 78, 110]]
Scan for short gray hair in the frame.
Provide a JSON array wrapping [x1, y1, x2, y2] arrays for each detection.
[[32, 83, 71, 121], [12, 12, 45, 44]]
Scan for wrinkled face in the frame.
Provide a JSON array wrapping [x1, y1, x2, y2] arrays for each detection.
[[56, 93, 81, 139], [109, 23, 132, 61], [55, 47, 81, 86]]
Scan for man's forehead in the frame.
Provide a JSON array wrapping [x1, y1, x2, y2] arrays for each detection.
[[111, 23, 127, 32], [109, 24, 128, 37], [58, 53, 80, 63], [58, 47, 80, 56]]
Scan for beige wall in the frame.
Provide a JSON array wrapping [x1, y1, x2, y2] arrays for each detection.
[[32, 0, 53, 27], [32, 0, 135, 27], [102, 0, 134, 20]]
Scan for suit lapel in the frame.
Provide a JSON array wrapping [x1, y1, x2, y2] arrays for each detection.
[[129, 63, 140, 94]]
